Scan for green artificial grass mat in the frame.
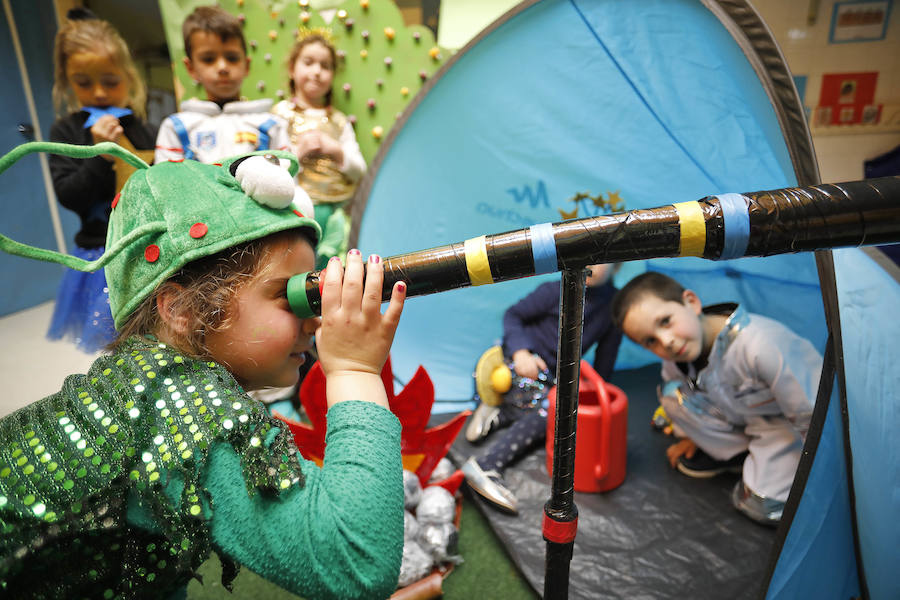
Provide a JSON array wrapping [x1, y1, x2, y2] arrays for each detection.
[[187, 493, 538, 599]]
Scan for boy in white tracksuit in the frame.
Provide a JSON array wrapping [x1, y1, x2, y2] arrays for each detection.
[[612, 272, 822, 525]]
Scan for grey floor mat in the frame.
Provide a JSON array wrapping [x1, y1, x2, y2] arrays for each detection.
[[443, 365, 776, 599]]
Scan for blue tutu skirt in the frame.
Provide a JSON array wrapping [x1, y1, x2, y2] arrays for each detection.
[[46, 246, 116, 353]]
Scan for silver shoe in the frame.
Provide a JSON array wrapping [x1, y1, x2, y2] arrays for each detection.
[[731, 481, 784, 526], [465, 402, 501, 443], [462, 457, 518, 514]]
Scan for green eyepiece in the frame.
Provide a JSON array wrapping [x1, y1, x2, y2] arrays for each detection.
[[287, 272, 317, 318]]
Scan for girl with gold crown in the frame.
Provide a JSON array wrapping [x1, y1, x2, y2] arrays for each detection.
[[272, 28, 366, 270]]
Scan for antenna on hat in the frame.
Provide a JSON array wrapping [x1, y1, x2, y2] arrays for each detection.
[[0, 141, 152, 271], [0, 141, 149, 176]]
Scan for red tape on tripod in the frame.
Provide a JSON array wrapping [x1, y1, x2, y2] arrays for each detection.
[[542, 514, 578, 543]]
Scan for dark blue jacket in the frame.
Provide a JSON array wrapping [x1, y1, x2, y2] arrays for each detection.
[[502, 280, 622, 379]]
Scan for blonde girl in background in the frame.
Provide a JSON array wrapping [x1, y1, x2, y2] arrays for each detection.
[[272, 29, 366, 269], [48, 8, 156, 352]]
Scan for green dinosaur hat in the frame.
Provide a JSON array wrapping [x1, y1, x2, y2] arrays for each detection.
[[0, 141, 320, 328]]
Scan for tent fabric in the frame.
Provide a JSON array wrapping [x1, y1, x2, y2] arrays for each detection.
[[767, 247, 900, 600], [349, 0, 899, 597], [763, 340, 860, 599], [696, 0, 818, 187], [832, 248, 900, 600], [354, 0, 824, 402]]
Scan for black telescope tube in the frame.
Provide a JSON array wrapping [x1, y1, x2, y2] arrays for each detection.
[[287, 177, 900, 317]]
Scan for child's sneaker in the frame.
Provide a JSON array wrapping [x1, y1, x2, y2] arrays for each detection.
[[676, 449, 747, 478], [461, 457, 518, 514], [465, 403, 502, 443], [732, 481, 783, 526]]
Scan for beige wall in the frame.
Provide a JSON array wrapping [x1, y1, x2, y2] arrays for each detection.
[[437, 0, 519, 50], [753, 0, 899, 107]]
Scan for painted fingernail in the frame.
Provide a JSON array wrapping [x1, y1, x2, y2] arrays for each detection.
[[369, 254, 381, 264], [348, 248, 361, 256], [329, 256, 340, 264], [397, 281, 406, 292]]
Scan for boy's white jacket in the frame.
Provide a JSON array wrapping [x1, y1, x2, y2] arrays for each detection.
[[661, 304, 822, 437], [154, 98, 290, 165]]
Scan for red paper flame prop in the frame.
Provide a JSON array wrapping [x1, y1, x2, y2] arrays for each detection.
[[275, 357, 470, 493]]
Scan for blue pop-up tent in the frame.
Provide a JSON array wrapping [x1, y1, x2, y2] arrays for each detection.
[[351, 0, 898, 598]]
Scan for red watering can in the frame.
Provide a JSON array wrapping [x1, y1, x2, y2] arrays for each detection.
[[546, 360, 628, 493]]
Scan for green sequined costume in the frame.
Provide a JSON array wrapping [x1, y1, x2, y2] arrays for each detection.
[[0, 338, 404, 599]]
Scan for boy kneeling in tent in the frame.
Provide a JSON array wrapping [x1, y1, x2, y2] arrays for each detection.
[[611, 272, 822, 525]]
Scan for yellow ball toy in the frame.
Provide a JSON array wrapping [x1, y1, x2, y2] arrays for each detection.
[[491, 365, 512, 394]]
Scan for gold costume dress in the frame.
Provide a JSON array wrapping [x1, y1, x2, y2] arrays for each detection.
[[272, 101, 365, 268]]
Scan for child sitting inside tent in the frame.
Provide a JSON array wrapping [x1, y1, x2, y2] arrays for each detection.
[[610, 272, 822, 525], [462, 264, 622, 514]]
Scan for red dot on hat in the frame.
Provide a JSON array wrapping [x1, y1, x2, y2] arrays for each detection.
[[168, 158, 184, 163], [111, 193, 121, 209], [293, 209, 305, 218], [145, 244, 160, 263], [189, 222, 208, 238]]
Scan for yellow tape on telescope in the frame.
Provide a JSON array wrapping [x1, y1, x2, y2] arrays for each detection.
[[464, 235, 493, 285], [673, 201, 706, 257]]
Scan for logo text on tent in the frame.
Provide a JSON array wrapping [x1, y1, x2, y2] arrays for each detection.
[[506, 180, 550, 209]]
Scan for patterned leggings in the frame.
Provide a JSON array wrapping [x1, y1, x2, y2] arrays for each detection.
[[476, 405, 548, 473]]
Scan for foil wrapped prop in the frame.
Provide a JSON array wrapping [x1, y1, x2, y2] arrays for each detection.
[[403, 469, 423, 511], [399, 472, 462, 589]]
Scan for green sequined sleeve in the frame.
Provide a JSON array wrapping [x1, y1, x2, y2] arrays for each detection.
[[0, 338, 317, 598], [203, 400, 404, 600]]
